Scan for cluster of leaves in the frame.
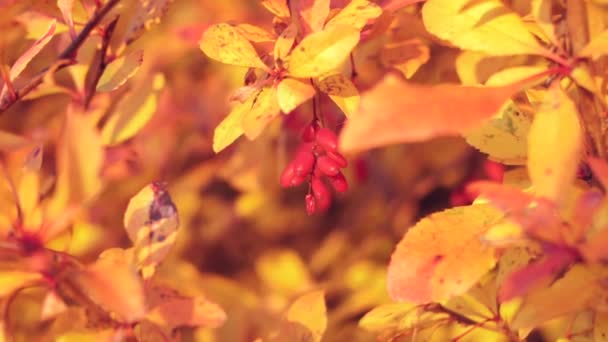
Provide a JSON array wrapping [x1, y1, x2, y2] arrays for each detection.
[[7, 0, 608, 341], [202, 0, 608, 341]]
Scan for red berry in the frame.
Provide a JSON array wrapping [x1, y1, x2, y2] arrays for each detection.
[[301, 123, 317, 142], [289, 173, 308, 187], [293, 150, 315, 176], [326, 150, 347, 168], [315, 128, 338, 152], [328, 172, 348, 193], [316, 156, 340, 176], [483, 160, 504, 182], [280, 163, 296, 188], [305, 194, 316, 215], [312, 178, 332, 211]]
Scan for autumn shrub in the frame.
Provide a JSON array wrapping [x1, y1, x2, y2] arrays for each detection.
[[3, 0, 608, 341]]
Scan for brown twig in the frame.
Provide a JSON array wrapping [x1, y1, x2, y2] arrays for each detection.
[[0, 0, 120, 114], [83, 16, 119, 108]]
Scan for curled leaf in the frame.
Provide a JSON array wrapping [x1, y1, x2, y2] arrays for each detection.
[[124, 182, 179, 278], [340, 74, 521, 152]]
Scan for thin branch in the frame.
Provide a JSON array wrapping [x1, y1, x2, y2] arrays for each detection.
[[83, 16, 119, 108], [0, 0, 120, 114]]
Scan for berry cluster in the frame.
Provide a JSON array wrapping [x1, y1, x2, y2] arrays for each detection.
[[280, 124, 348, 215]]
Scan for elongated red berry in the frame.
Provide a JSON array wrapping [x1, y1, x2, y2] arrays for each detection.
[[316, 156, 340, 176], [301, 123, 317, 142], [289, 173, 308, 187], [326, 151, 347, 168], [315, 128, 338, 152], [312, 178, 331, 211], [280, 163, 296, 188], [328, 172, 348, 193], [305, 194, 316, 215], [293, 150, 315, 176]]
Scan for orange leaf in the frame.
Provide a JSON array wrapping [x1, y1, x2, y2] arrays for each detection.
[[339, 74, 520, 152], [468, 181, 563, 244], [76, 248, 146, 323], [380, 39, 430, 78], [146, 286, 226, 329], [292, 0, 330, 33], [57, 0, 76, 39], [0, 19, 56, 100], [261, 0, 290, 18], [499, 247, 577, 301], [387, 205, 502, 304]]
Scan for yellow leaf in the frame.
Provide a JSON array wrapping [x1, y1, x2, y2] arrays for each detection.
[[56, 329, 122, 342], [199, 23, 269, 70], [0, 131, 30, 151], [52, 103, 103, 207], [316, 74, 359, 117], [531, 0, 559, 46], [285, 290, 327, 342], [511, 265, 598, 330], [101, 73, 164, 145], [465, 100, 531, 165], [339, 74, 521, 152], [261, 0, 290, 18], [255, 249, 313, 296], [571, 65, 600, 96], [277, 78, 316, 113], [274, 23, 298, 62], [380, 39, 430, 79], [292, 0, 330, 33], [76, 248, 145, 322], [422, 0, 549, 57], [242, 86, 281, 139], [324, 0, 383, 30], [0, 271, 42, 297], [528, 86, 582, 203], [287, 25, 360, 78], [485, 66, 549, 86], [124, 183, 179, 278], [359, 303, 450, 339], [387, 205, 502, 304], [213, 90, 259, 153], [235, 23, 275, 43], [359, 303, 417, 332], [0, 19, 56, 100], [96, 50, 144, 92], [579, 30, 608, 59]]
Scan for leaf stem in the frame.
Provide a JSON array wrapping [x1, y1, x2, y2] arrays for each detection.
[[0, 0, 120, 114]]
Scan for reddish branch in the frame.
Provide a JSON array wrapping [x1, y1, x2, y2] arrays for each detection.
[[0, 0, 120, 114]]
